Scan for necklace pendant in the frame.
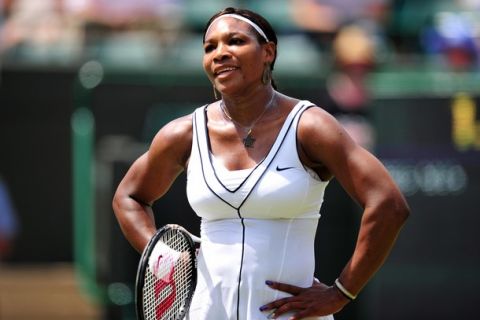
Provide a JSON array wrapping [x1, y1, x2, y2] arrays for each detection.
[[243, 134, 256, 148]]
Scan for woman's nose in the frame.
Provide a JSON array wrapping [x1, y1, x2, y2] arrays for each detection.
[[213, 44, 230, 62]]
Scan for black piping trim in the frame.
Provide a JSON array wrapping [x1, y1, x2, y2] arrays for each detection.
[[194, 107, 238, 210], [294, 104, 330, 183], [193, 104, 311, 319], [203, 107, 264, 193], [236, 216, 246, 320], [233, 103, 309, 320], [295, 104, 317, 173], [209, 153, 265, 194], [236, 103, 308, 210]]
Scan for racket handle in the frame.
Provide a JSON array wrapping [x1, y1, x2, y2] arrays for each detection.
[[189, 234, 201, 244]]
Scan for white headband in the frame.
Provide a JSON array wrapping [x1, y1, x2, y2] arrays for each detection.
[[205, 13, 269, 42]]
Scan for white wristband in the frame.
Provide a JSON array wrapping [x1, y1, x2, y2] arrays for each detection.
[[334, 278, 357, 300], [148, 242, 181, 280]]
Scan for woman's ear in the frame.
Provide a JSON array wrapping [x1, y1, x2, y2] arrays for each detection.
[[263, 42, 276, 63]]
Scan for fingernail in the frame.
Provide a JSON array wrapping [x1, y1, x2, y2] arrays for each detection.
[[259, 305, 268, 311], [265, 280, 274, 286], [267, 311, 276, 319]]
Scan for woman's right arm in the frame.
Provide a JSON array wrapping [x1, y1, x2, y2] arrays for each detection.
[[112, 115, 192, 253]]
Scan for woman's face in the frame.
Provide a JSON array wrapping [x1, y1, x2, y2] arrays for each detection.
[[203, 17, 274, 96]]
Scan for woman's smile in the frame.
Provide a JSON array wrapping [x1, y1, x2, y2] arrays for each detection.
[[214, 66, 239, 78]]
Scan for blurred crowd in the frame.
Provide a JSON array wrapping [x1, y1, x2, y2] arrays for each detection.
[[1, 0, 478, 152], [0, 0, 185, 66], [0, 0, 479, 71]]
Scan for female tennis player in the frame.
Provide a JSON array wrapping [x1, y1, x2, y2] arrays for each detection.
[[112, 7, 410, 319]]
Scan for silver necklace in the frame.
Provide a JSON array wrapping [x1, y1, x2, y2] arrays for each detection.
[[220, 93, 275, 148]]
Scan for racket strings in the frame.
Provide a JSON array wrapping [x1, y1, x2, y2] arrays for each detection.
[[143, 229, 195, 320]]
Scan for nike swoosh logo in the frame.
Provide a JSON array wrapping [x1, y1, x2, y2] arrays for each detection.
[[276, 165, 295, 172]]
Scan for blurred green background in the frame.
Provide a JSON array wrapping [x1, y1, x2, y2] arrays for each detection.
[[1, 0, 479, 319]]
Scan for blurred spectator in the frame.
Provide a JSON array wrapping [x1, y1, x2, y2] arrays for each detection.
[[420, 0, 480, 70], [0, 175, 18, 261], [0, 0, 14, 22], [317, 24, 377, 150], [288, 0, 390, 51], [0, 0, 14, 33], [0, 0, 187, 66], [68, 0, 184, 29], [0, 0, 84, 63], [287, 0, 381, 149], [67, 0, 186, 66], [457, 0, 480, 10]]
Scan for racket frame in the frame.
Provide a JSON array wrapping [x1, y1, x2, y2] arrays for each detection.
[[135, 224, 198, 320]]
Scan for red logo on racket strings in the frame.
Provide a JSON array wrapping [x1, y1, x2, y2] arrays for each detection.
[[154, 255, 177, 319]]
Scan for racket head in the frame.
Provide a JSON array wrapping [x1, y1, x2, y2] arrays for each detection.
[[135, 224, 197, 320]]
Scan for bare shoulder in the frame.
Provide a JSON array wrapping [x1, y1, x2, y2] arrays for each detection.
[[298, 105, 354, 149], [296, 104, 361, 176], [148, 113, 193, 168], [152, 113, 193, 143]]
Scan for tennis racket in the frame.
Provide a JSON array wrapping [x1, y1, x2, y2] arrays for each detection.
[[135, 224, 200, 320]]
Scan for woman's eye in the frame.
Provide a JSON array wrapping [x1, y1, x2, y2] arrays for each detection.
[[230, 38, 244, 45], [204, 44, 215, 53]]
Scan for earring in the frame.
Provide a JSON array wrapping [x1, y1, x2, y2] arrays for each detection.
[[262, 63, 272, 85], [213, 84, 219, 100]]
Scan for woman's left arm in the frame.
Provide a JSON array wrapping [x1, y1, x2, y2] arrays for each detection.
[[261, 107, 410, 319]]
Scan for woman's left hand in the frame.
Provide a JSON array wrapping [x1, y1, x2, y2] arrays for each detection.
[[259, 279, 349, 319]]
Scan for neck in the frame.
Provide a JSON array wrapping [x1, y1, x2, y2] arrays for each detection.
[[221, 88, 276, 126]]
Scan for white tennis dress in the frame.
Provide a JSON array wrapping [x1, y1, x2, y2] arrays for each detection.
[[185, 101, 333, 320]]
